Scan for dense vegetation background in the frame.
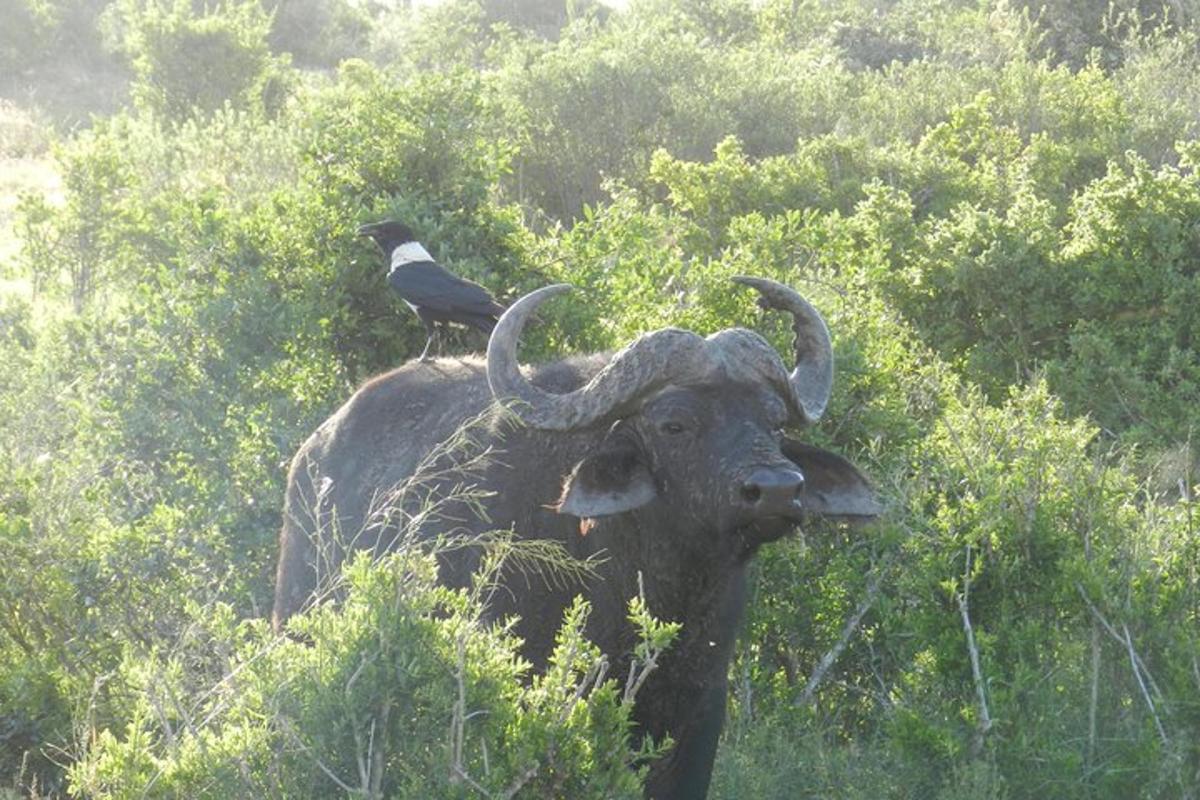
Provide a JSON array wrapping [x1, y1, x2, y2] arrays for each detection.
[[2, 0, 1200, 796]]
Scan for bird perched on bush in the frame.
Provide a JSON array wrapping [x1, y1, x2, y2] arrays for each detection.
[[357, 220, 505, 361]]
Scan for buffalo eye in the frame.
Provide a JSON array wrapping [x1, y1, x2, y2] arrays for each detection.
[[660, 420, 688, 436]]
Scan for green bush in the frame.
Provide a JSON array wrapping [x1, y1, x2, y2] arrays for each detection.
[[0, 0, 56, 76], [70, 545, 673, 799], [109, 0, 287, 119], [266, 0, 369, 68], [0, 0, 116, 86], [1052, 150, 1200, 442], [5, 1, 1200, 797]]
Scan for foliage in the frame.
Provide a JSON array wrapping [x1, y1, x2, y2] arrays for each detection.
[[266, 0, 368, 69], [3, 0, 1200, 798], [68, 547, 669, 798], [106, 0, 286, 119], [0, 0, 117, 90]]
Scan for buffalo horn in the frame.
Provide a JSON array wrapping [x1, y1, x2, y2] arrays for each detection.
[[731, 276, 833, 423], [487, 285, 712, 430]]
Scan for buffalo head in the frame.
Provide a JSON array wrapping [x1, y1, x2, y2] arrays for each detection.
[[486, 278, 879, 557]]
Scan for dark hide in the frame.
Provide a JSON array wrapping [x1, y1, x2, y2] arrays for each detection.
[[273, 354, 880, 800]]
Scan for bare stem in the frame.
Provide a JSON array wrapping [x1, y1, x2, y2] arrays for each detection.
[[1076, 585, 1164, 702], [446, 630, 497, 798], [798, 562, 887, 707], [1077, 584, 1169, 746], [1123, 622, 1169, 747], [1088, 621, 1100, 767], [623, 572, 667, 704], [278, 717, 360, 795], [958, 545, 992, 755]]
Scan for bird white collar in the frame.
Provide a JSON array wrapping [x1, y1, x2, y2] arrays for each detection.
[[391, 241, 434, 266]]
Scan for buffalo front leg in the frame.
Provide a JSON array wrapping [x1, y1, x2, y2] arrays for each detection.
[[643, 679, 728, 800]]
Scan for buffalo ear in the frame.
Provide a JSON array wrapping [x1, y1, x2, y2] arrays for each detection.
[[783, 437, 883, 519], [557, 431, 657, 519]]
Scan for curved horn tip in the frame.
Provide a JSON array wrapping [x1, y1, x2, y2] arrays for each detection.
[[510, 282, 574, 306], [487, 283, 576, 412], [731, 275, 798, 307], [731, 275, 833, 426], [490, 283, 571, 345], [491, 283, 574, 333], [729, 275, 756, 292], [537, 282, 575, 294], [730, 275, 780, 288]]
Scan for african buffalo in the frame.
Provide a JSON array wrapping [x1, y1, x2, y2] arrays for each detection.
[[273, 277, 880, 799]]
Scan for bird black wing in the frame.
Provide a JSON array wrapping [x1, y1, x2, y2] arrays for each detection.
[[387, 260, 504, 318]]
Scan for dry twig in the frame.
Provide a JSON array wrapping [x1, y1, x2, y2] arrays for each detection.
[[1076, 585, 1164, 702], [623, 572, 668, 704], [1123, 622, 1169, 746], [958, 545, 992, 755], [798, 558, 891, 707], [1076, 584, 1169, 746]]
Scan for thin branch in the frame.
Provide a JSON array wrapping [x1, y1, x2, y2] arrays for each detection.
[[365, 718, 378, 795], [958, 545, 992, 755], [623, 572, 667, 704], [1076, 584, 1164, 703], [499, 763, 541, 800], [500, 653, 610, 800], [448, 630, 498, 799], [451, 764, 494, 799], [559, 658, 609, 727], [368, 698, 392, 800], [864, 638, 894, 711], [797, 563, 888, 706], [1123, 623, 1169, 747], [1077, 583, 1170, 746], [449, 635, 471, 790], [346, 654, 375, 793], [1088, 621, 1100, 768], [277, 717, 361, 795]]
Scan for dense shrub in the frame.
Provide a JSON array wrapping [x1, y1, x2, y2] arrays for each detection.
[[0, 0, 120, 98], [0, 0, 57, 76], [266, 0, 369, 69], [69, 545, 675, 798], [4, 1, 1200, 797], [107, 0, 286, 119]]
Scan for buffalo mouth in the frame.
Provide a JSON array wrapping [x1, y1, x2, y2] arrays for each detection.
[[757, 504, 807, 523], [734, 513, 805, 549]]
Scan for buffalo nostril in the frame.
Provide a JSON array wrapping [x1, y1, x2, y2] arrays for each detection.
[[741, 484, 763, 504], [741, 469, 805, 511]]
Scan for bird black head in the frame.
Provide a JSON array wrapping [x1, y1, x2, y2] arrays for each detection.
[[356, 220, 417, 253]]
